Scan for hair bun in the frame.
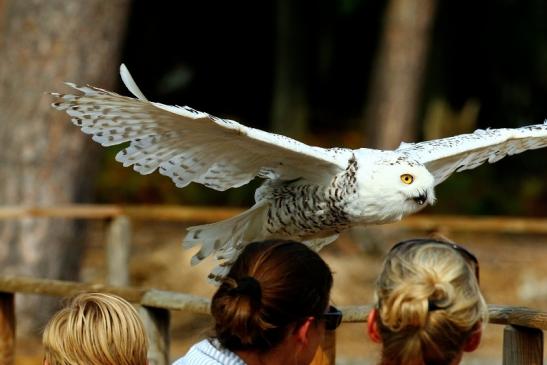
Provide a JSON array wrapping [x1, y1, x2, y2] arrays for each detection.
[[428, 282, 454, 311], [232, 276, 262, 302]]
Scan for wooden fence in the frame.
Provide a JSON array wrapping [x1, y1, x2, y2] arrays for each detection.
[[0, 205, 546, 364], [0, 276, 545, 365], [1, 204, 547, 233]]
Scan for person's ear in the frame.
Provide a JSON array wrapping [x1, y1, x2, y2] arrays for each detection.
[[463, 324, 482, 352], [367, 309, 382, 343], [295, 317, 314, 345]]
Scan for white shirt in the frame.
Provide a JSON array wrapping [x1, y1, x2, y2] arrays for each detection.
[[172, 339, 246, 365]]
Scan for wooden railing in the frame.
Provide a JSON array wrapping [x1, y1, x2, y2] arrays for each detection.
[[0, 205, 546, 364], [1, 204, 547, 233], [0, 276, 545, 365]]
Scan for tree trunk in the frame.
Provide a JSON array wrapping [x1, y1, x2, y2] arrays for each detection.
[[0, 0, 131, 335], [271, 0, 309, 139], [362, 0, 437, 149]]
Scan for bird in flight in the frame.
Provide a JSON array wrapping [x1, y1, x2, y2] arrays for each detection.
[[51, 64, 547, 282]]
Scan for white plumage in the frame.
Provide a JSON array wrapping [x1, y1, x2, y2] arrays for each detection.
[[51, 64, 547, 282]]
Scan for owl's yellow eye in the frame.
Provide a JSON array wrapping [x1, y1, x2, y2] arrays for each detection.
[[400, 174, 414, 184]]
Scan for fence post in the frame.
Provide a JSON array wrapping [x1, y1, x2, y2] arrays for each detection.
[[140, 306, 170, 365], [503, 325, 544, 365], [310, 330, 335, 365], [106, 216, 131, 286], [0, 292, 15, 365]]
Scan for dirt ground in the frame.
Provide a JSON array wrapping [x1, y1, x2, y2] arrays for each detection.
[[14, 220, 547, 365]]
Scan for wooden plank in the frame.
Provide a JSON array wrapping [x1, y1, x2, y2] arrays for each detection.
[[502, 325, 543, 365], [0, 276, 147, 304], [139, 306, 170, 365], [106, 216, 131, 286], [339, 305, 371, 322], [396, 215, 547, 234], [140, 289, 210, 315], [0, 205, 545, 234], [0, 293, 15, 365], [0, 277, 210, 314], [0, 204, 124, 219], [339, 304, 547, 330], [123, 206, 243, 223], [489, 305, 547, 331], [0, 205, 243, 223], [0, 276, 546, 329]]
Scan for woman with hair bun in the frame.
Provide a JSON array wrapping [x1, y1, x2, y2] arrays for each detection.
[[173, 239, 342, 365], [367, 238, 488, 365]]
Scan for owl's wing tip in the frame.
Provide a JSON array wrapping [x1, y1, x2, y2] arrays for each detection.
[[119, 63, 148, 101]]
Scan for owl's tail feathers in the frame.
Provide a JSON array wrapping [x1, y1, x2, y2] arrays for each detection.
[[202, 229, 339, 285], [183, 201, 270, 283]]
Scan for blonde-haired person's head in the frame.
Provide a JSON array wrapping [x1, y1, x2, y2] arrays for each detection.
[[43, 292, 148, 365], [368, 239, 488, 365]]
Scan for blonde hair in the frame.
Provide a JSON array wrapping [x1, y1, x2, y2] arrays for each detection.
[[374, 240, 488, 365], [43, 292, 148, 365]]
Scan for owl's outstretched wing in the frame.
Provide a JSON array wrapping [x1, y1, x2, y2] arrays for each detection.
[[396, 123, 547, 185], [51, 66, 351, 191]]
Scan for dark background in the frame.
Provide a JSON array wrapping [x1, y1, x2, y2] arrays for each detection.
[[95, 0, 547, 216]]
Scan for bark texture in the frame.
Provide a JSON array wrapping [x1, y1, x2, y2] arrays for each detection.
[[271, 0, 310, 139], [0, 0, 130, 334], [363, 0, 437, 149]]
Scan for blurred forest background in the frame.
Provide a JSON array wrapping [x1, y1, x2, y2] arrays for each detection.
[[0, 0, 546, 349], [104, 0, 547, 215]]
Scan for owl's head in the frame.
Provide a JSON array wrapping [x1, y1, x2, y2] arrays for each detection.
[[352, 151, 436, 223]]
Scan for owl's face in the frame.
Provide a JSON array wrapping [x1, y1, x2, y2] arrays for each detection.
[[351, 155, 436, 223]]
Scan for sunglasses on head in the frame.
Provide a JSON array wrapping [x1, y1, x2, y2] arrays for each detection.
[[388, 238, 480, 283], [318, 305, 343, 331]]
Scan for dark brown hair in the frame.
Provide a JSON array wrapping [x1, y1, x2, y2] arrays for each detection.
[[211, 240, 333, 352]]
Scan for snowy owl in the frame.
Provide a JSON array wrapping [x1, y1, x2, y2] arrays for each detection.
[[51, 64, 547, 282]]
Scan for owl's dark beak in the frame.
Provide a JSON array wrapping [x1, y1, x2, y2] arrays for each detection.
[[413, 193, 428, 205]]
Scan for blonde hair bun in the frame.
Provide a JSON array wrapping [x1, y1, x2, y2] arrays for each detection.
[[374, 240, 488, 364]]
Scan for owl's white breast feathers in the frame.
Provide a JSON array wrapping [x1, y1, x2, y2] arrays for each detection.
[[51, 69, 351, 191]]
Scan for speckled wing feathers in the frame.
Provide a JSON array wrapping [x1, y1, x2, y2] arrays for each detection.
[[397, 123, 547, 185], [51, 84, 349, 191]]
